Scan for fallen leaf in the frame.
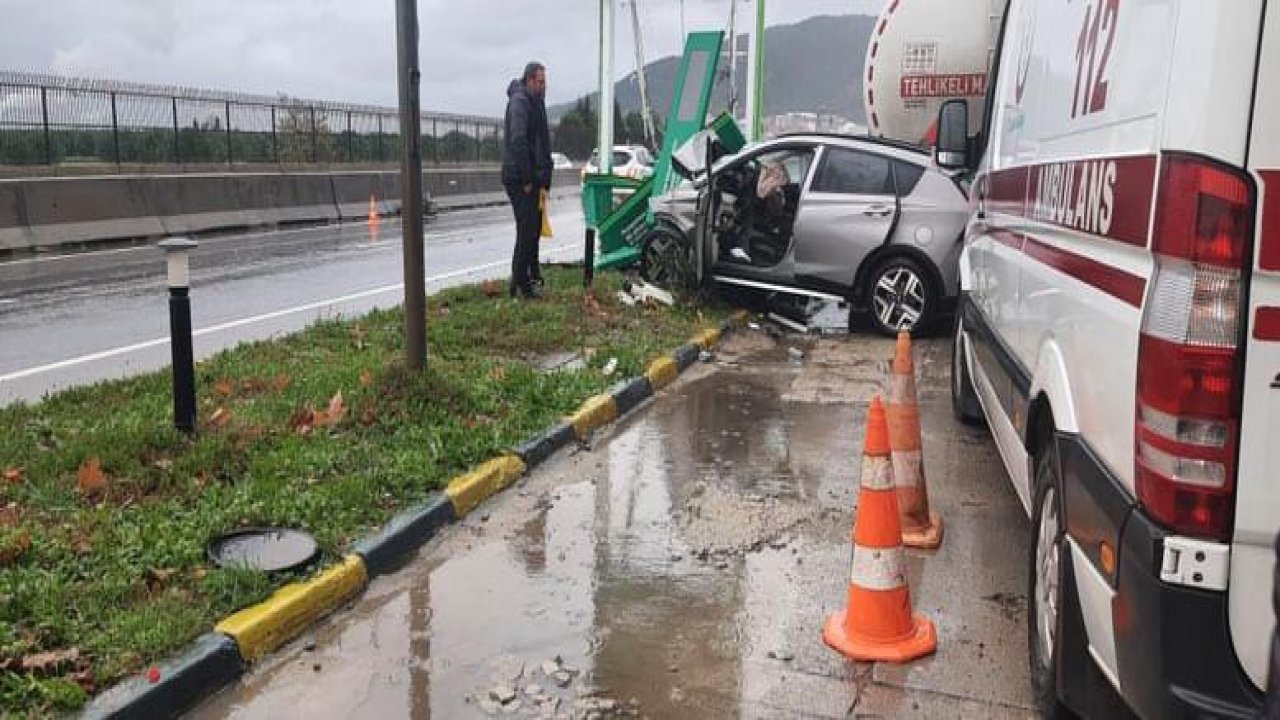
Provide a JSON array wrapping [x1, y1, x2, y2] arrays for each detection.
[[0, 531, 31, 566], [326, 392, 346, 425], [21, 648, 79, 674], [274, 374, 292, 393], [481, 279, 502, 298], [76, 458, 107, 496], [70, 666, 95, 693], [213, 378, 235, 397], [351, 324, 367, 350], [359, 369, 373, 387], [310, 409, 329, 428], [3, 467, 24, 484], [145, 567, 177, 592], [360, 407, 377, 427], [488, 366, 506, 381], [190, 566, 209, 581], [289, 407, 316, 435], [209, 407, 232, 429], [240, 377, 268, 394]]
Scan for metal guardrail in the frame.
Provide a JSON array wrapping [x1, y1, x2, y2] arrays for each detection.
[[0, 71, 504, 167]]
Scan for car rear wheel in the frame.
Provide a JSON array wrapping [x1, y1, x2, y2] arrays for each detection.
[[863, 256, 936, 337]]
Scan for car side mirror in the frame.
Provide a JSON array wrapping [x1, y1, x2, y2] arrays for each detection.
[[935, 99, 970, 170]]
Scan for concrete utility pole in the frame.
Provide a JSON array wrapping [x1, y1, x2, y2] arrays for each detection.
[[598, 0, 615, 174], [396, 0, 427, 370]]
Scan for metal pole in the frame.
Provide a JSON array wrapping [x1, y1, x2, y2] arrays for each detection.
[[745, 0, 766, 142], [310, 107, 318, 163], [397, 0, 427, 370], [432, 118, 439, 164], [172, 97, 180, 164], [110, 92, 121, 166], [584, 228, 595, 287], [40, 87, 51, 165], [598, 0, 615, 174], [160, 238, 199, 434], [728, 0, 739, 113], [271, 106, 278, 164], [347, 111, 354, 163], [225, 101, 233, 165], [376, 114, 384, 162], [475, 122, 481, 164], [628, 0, 656, 147]]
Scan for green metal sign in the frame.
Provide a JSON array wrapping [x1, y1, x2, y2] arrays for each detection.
[[584, 30, 725, 272]]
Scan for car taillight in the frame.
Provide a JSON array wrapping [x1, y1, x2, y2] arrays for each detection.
[[1136, 153, 1253, 541]]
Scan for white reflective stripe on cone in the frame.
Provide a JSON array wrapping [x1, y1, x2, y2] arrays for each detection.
[[860, 455, 895, 491], [850, 545, 907, 591], [889, 373, 916, 403], [891, 449, 923, 488]]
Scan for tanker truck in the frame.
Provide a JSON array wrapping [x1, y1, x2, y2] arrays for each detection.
[[863, 0, 1007, 146]]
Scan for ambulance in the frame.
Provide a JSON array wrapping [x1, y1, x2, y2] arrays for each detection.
[[937, 1, 1279, 716]]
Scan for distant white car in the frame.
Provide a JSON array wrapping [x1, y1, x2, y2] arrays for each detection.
[[583, 145, 655, 181], [551, 152, 574, 170]]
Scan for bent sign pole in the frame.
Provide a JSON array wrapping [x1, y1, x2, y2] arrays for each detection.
[[397, 0, 428, 370]]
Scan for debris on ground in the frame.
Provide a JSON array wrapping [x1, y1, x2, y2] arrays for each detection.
[[601, 358, 618, 377], [619, 279, 675, 307]]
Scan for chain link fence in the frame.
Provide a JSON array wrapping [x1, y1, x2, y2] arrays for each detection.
[[0, 72, 505, 168]]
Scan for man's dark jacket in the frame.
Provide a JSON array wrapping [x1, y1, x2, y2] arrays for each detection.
[[502, 79, 552, 190]]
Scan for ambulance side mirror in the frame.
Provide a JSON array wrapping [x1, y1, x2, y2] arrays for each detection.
[[935, 100, 970, 170]]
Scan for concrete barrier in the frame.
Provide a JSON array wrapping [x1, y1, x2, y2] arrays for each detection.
[[0, 183, 31, 252], [0, 167, 584, 255], [19, 176, 165, 249], [236, 173, 339, 227], [331, 172, 394, 221]]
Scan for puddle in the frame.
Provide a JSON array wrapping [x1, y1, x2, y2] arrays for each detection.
[[192, 336, 1032, 719]]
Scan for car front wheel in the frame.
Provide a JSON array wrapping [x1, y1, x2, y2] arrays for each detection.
[[1029, 434, 1072, 719], [639, 222, 692, 289]]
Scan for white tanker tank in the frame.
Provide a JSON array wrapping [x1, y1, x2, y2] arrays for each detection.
[[863, 0, 1007, 146]]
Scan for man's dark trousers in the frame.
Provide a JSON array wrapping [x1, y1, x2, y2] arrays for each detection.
[[506, 185, 540, 294]]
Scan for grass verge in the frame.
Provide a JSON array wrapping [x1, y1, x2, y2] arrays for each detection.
[[0, 266, 725, 716]]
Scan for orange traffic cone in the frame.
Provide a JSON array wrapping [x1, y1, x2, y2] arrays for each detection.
[[886, 331, 943, 549], [368, 194, 380, 228], [823, 396, 937, 663]]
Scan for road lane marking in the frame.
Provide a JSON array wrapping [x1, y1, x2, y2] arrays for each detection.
[[0, 245, 577, 384]]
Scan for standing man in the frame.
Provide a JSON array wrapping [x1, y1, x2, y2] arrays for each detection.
[[502, 62, 553, 299]]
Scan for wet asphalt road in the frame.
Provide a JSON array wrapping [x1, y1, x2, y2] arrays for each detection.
[[0, 201, 585, 405], [189, 331, 1037, 719]]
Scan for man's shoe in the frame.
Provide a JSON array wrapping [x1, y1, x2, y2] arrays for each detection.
[[524, 285, 544, 300]]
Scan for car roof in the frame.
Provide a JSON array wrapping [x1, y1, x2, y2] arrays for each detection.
[[768, 133, 932, 166]]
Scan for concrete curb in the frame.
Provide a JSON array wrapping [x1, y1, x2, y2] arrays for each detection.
[[215, 556, 368, 662], [82, 312, 754, 719], [514, 423, 576, 469], [81, 633, 243, 720], [351, 493, 456, 576]]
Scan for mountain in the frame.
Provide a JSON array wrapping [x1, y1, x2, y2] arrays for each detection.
[[549, 14, 877, 125]]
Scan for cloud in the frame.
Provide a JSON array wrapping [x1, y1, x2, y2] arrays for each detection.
[[0, 0, 882, 116]]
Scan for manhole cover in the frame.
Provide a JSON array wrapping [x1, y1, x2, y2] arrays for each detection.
[[207, 527, 319, 573]]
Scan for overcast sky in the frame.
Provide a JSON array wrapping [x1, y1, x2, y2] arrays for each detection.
[[0, 0, 881, 116]]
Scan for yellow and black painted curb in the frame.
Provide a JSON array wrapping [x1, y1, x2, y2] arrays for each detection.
[[83, 311, 752, 719]]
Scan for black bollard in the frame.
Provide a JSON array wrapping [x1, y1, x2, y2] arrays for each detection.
[[584, 227, 596, 288], [159, 238, 198, 433]]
